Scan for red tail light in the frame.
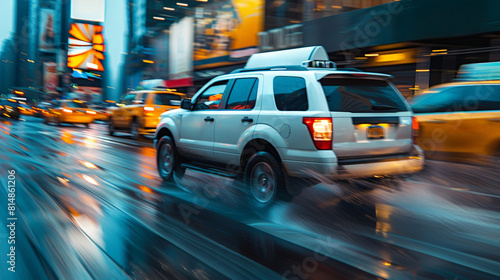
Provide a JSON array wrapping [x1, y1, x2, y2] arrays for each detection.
[[303, 117, 333, 150], [412, 116, 419, 144]]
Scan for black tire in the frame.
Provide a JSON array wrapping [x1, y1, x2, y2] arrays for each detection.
[[244, 151, 292, 206], [84, 123, 90, 128], [156, 136, 184, 182], [108, 119, 115, 136], [131, 119, 141, 140]]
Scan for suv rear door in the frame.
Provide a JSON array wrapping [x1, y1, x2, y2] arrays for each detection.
[[320, 75, 414, 160]]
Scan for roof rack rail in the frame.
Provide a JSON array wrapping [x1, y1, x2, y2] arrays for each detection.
[[339, 68, 363, 72], [231, 65, 307, 74]]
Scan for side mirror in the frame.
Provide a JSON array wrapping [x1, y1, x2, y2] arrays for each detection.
[[180, 99, 192, 110]]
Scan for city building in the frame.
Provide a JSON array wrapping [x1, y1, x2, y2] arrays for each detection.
[[141, 0, 500, 99]]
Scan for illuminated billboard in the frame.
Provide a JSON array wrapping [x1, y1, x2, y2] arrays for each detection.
[[67, 23, 105, 71], [39, 9, 55, 52], [194, 0, 263, 69], [71, 0, 105, 22], [169, 17, 194, 82], [43, 62, 58, 93]]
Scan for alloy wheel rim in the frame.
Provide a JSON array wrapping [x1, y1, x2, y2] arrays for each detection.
[[160, 143, 174, 176], [250, 162, 276, 203]]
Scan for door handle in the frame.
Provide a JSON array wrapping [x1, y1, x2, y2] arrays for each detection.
[[427, 120, 447, 124], [488, 118, 500, 123], [241, 117, 253, 123], [204, 117, 214, 122]]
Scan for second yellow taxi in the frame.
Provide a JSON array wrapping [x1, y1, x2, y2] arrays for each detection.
[[44, 100, 95, 128]]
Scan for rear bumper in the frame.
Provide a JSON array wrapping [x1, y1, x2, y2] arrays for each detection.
[[60, 115, 94, 124], [282, 145, 424, 180]]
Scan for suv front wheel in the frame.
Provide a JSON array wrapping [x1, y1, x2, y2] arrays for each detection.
[[157, 136, 184, 182], [244, 151, 292, 206]]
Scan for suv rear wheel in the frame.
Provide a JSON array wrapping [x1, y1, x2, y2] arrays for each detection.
[[157, 136, 184, 182], [244, 151, 292, 206]]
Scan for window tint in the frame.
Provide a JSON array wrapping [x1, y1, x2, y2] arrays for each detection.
[[321, 78, 408, 113], [226, 78, 258, 110], [409, 86, 469, 113], [193, 81, 228, 110], [154, 94, 182, 106], [247, 80, 258, 109], [120, 94, 136, 105], [273, 76, 308, 111]]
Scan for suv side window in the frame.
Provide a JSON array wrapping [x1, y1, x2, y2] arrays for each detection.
[[193, 81, 228, 110], [120, 93, 136, 105], [225, 78, 258, 110], [273, 76, 308, 111]]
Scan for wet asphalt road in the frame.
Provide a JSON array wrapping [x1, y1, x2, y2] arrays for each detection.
[[0, 116, 500, 280]]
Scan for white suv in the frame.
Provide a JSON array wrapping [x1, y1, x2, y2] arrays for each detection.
[[154, 46, 424, 205]]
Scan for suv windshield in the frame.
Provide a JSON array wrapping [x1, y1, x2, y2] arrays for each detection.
[[154, 94, 182, 106], [320, 78, 408, 113]]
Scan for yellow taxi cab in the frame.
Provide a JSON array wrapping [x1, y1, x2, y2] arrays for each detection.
[[88, 105, 110, 122], [109, 90, 186, 139], [44, 99, 95, 128], [408, 80, 500, 160]]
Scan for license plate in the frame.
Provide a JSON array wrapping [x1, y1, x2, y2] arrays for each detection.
[[367, 125, 384, 139]]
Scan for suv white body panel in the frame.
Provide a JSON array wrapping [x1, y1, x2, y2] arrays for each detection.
[[155, 66, 423, 181]]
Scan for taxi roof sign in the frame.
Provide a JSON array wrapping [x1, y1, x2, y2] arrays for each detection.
[[245, 46, 330, 69], [457, 61, 500, 81]]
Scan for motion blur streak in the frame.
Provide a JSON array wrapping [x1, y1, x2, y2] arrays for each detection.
[[1, 117, 500, 280]]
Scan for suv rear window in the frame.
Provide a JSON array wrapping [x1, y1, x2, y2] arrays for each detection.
[[273, 76, 308, 111], [154, 94, 182, 106], [320, 78, 408, 113]]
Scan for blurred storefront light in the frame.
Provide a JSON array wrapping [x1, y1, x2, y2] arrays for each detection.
[[375, 53, 406, 63]]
